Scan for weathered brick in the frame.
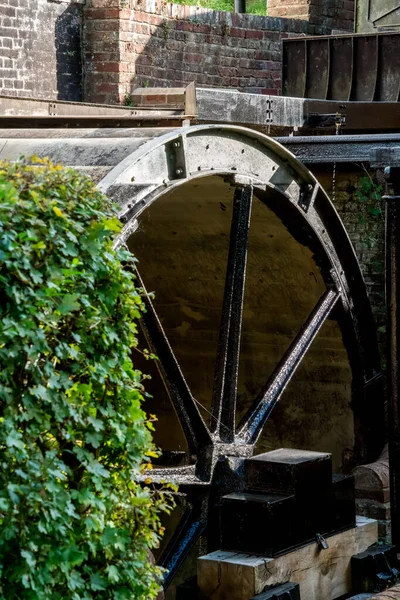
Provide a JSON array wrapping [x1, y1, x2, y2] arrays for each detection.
[[0, 0, 354, 107], [1, 6, 15, 17], [229, 27, 245, 37], [80, 0, 332, 102], [0, 0, 82, 100], [268, 0, 354, 31]]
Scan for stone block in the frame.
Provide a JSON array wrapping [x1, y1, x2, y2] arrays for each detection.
[[220, 492, 296, 556], [198, 517, 379, 600], [297, 472, 355, 541], [245, 448, 332, 496], [351, 544, 400, 594]]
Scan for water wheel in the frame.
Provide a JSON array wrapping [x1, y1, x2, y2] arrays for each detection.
[[0, 124, 384, 594]]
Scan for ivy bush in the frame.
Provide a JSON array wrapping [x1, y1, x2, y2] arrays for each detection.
[[355, 174, 384, 250], [0, 158, 173, 600], [355, 175, 384, 220]]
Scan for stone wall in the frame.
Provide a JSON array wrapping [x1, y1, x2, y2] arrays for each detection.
[[268, 0, 355, 34], [0, 0, 83, 100], [83, 0, 310, 104]]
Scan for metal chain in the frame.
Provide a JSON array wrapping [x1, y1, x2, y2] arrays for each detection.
[[332, 160, 337, 204]]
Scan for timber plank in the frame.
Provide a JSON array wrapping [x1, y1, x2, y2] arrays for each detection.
[[197, 517, 378, 600]]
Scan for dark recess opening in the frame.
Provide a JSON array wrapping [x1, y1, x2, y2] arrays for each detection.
[[55, 5, 83, 102]]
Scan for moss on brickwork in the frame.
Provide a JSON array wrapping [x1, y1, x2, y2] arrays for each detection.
[[312, 166, 386, 356]]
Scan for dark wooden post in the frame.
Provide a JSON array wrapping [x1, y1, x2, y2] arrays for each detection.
[[385, 166, 400, 550]]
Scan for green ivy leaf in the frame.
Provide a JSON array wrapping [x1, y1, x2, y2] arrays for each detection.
[[6, 431, 24, 450], [62, 547, 86, 568], [90, 573, 106, 591], [58, 293, 81, 315], [21, 549, 36, 570], [0, 158, 173, 600]]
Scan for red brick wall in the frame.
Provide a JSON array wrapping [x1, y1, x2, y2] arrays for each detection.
[[268, 0, 355, 34], [83, 0, 310, 104], [0, 0, 356, 103]]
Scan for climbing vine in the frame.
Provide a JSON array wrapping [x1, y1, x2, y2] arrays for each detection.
[[0, 158, 175, 600], [123, 92, 135, 107], [355, 174, 384, 250], [161, 21, 170, 41]]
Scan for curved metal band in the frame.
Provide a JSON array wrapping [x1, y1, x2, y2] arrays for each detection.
[[98, 124, 381, 409]]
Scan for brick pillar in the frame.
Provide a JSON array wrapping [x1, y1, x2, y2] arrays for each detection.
[[83, 1, 135, 104], [268, 0, 355, 33]]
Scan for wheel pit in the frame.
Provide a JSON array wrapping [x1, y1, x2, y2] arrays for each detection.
[[127, 172, 359, 596], [108, 126, 382, 591], [128, 174, 354, 472]]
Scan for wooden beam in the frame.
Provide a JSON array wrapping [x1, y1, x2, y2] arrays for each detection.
[[370, 586, 400, 598], [197, 517, 378, 600]]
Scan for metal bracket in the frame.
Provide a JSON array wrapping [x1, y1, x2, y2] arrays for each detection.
[[231, 175, 254, 188], [316, 533, 329, 550], [266, 97, 272, 125], [48, 102, 57, 116], [298, 182, 318, 213], [165, 137, 187, 181], [306, 113, 346, 130]]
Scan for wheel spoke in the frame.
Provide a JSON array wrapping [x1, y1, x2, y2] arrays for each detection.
[[236, 288, 340, 445], [211, 185, 253, 442], [136, 269, 212, 455], [138, 465, 209, 486], [160, 499, 207, 589]]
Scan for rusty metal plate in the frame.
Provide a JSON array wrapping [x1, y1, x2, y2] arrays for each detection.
[[283, 32, 400, 102], [282, 39, 306, 98], [328, 37, 353, 101], [351, 35, 378, 100], [305, 39, 330, 99], [357, 0, 400, 32], [375, 34, 400, 100], [305, 99, 400, 129]]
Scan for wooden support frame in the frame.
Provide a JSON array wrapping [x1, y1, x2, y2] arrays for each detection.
[[198, 517, 379, 600]]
